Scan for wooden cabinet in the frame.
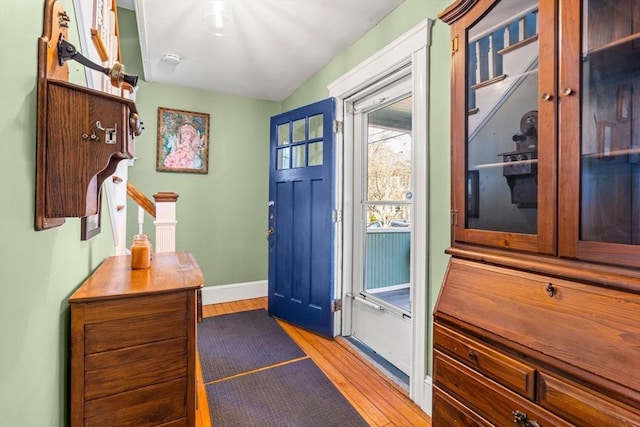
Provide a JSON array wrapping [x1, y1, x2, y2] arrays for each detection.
[[434, 259, 640, 426], [69, 252, 203, 427], [435, 1, 640, 425], [35, 0, 142, 231]]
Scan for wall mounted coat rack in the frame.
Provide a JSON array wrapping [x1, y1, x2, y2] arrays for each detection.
[[35, 0, 142, 230]]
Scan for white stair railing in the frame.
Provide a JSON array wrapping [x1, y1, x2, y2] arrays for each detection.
[[127, 182, 179, 253]]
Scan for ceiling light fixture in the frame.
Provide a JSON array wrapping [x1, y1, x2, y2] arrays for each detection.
[[202, 0, 234, 37]]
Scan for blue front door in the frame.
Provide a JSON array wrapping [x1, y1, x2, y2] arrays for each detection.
[[268, 98, 335, 338]]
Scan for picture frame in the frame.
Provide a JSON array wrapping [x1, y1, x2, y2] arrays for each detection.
[[80, 212, 101, 240], [156, 107, 210, 174], [616, 83, 631, 122], [466, 170, 480, 218]]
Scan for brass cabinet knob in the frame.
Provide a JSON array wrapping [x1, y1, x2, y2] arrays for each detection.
[[560, 87, 574, 96], [541, 92, 553, 101]]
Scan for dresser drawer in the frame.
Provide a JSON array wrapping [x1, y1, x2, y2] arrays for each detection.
[[84, 337, 187, 400], [433, 386, 492, 426], [435, 323, 536, 399], [85, 309, 187, 354], [84, 378, 186, 427], [435, 350, 572, 427], [538, 371, 640, 426]]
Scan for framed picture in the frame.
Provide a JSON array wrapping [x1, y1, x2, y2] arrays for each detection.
[[466, 170, 479, 218], [80, 212, 101, 240], [156, 107, 210, 174]]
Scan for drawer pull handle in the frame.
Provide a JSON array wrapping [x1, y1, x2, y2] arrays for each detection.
[[468, 350, 478, 362], [513, 410, 541, 427], [546, 283, 555, 297]]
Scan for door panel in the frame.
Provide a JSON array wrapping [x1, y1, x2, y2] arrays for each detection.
[[268, 98, 335, 338]]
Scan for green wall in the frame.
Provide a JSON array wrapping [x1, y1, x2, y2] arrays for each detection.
[[0, 0, 451, 425], [125, 79, 279, 285], [0, 1, 117, 425]]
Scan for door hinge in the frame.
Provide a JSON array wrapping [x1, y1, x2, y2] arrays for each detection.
[[451, 209, 458, 226], [333, 120, 343, 134], [331, 298, 342, 312], [451, 35, 459, 55], [332, 209, 342, 223]]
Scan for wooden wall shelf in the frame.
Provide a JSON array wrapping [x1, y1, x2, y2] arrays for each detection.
[[35, 0, 141, 230]]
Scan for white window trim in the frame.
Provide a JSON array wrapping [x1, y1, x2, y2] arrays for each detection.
[[328, 19, 433, 416]]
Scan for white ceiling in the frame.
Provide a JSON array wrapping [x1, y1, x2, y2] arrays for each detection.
[[123, 0, 404, 101]]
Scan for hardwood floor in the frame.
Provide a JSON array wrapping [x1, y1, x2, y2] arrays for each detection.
[[196, 297, 432, 427]]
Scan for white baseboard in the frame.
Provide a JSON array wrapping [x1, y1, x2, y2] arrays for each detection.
[[200, 280, 268, 306], [421, 375, 433, 416]]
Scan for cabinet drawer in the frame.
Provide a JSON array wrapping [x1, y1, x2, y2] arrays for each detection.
[[85, 309, 187, 354], [436, 259, 640, 393], [85, 337, 187, 400], [434, 351, 572, 427], [538, 371, 640, 426], [435, 323, 536, 399], [85, 378, 186, 427], [434, 386, 492, 426]]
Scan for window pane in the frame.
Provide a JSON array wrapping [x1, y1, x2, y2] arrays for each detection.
[[293, 119, 306, 142], [309, 141, 323, 166], [277, 147, 290, 170], [309, 114, 323, 139], [292, 145, 306, 168], [277, 123, 289, 146], [367, 97, 412, 202]]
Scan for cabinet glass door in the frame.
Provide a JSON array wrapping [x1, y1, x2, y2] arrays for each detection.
[[560, 0, 640, 268], [454, 0, 553, 253]]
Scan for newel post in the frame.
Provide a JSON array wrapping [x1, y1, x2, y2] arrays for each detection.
[[153, 192, 179, 253]]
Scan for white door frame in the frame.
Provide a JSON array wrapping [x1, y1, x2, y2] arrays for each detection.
[[328, 19, 433, 414]]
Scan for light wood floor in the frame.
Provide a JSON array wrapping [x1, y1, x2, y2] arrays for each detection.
[[196, 297, 432, 427]]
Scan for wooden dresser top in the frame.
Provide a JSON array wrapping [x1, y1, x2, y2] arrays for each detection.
[[69, 251, 204, 303]]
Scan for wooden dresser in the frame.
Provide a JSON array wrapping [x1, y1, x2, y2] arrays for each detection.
[[435, 0, 640, 425], [69, 251, 203, 427]]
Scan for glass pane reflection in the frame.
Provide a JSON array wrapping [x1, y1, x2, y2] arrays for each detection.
[[293, 119, 305, 142], [278, 123, 289, 146], [466, 1, 539, 235], [292, 145, 306, 168], [309, 141, 323, 166], [277, 147, 290, 170], [309, 114, 323, 139]]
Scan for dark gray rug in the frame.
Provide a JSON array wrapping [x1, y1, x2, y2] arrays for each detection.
[[198, 309, 305, 382], [206, 358, 369, 427]]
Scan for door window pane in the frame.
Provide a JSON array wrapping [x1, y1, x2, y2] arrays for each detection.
[[292, 145, 306, 168], [309, 114, 323, 139], [367, 97, 412, 201], [466, 1, 539, 234], [277, 123, 289, 146], [293, 119, 306, 142], [364, 204, 411, 312], [309, 141, 323, 166], [277, 147, 290, 170]]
